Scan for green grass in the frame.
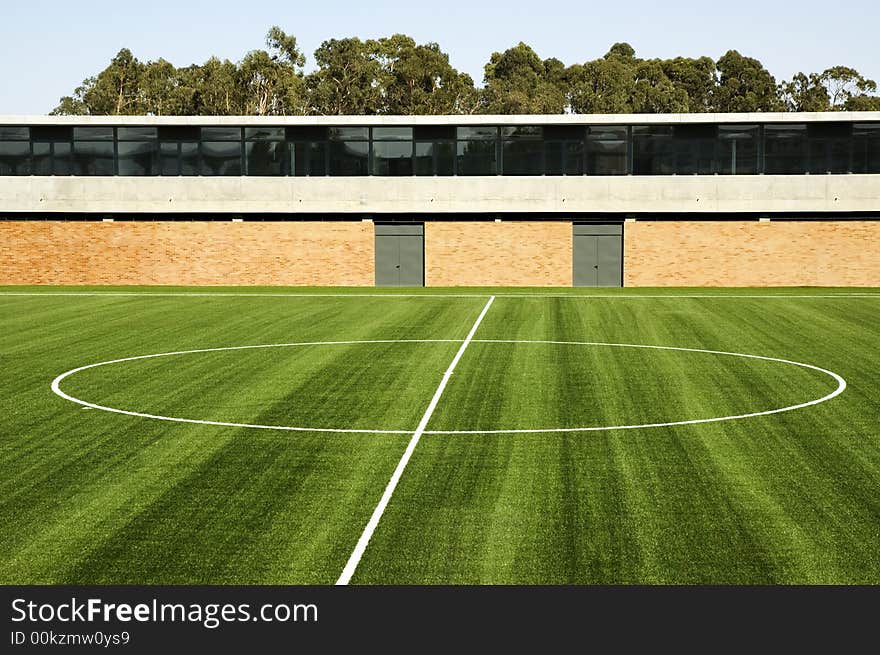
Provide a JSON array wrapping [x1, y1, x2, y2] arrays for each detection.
[[1, 287, 878, 584]]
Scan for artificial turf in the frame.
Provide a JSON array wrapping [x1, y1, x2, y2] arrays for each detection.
[[1, 287, 878, 584]]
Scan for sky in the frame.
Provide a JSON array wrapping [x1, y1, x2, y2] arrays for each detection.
[[1, 0, 878, 114]]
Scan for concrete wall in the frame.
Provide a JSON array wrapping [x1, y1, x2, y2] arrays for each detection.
[[425, 221, 572, 286], [1, 174, 877, 215], [0, 221, 374, 286], [624, 220, 880, 286]]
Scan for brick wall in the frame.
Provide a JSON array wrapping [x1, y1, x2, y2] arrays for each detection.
[[3, 219, 879, 287], [624, 221, 880, 286], [425, 221, 572, 286], [0, 221, 374, 286]]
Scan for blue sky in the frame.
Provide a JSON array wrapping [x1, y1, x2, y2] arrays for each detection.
[[2, 0, 878, 114]]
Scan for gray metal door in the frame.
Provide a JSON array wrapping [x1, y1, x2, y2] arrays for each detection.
[[375, 223, 424, 286], [573, 224, 622, 287]]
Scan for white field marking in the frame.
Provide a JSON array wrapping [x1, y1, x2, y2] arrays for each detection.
[[423, 339, 847, 434], [51, 338, 847, 435], [50, 339, 461, 435], [335, 296, 496, 585], [2, 291, 880, 299]]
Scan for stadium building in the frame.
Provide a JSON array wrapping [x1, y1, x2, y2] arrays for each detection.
[[0, 112, 878, 287]]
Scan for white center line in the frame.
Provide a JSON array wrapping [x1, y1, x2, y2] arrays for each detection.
[[335, 295, 496, 585]]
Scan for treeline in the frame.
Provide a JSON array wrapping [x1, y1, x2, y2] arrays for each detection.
[[52, 28, 880, 116]]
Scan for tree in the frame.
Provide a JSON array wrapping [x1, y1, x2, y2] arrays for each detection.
[[479, 42, 567, 114], [373, 35, 477, 114], [189, 58, 243, 115], [51, 79, 93, 115], [712, 50, 782, 112], [661, 56, 716, 112], [306, 38, 385, 114], [239, 26, 306, 115], [566, 58, 632, 114], [779, 72, 831, 112], [844, 94, 880, 111], [821, 66, 877, 108], [631, 59, 689, 113]]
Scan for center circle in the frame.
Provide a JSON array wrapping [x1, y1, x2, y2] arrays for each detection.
[[50, 339, 846, 434]]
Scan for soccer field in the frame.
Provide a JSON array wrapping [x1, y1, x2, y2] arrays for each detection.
[[1, 287, 879, 585]]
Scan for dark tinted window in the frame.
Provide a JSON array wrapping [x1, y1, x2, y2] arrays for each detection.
[[807, 122, 851, 174], [502, 139, 543, 175], [53, 142, 72, 175], [457, 140, 496, 175], [201, 127, 241, 141], [372, 141, 412, 176], [201, 141, 241, 175], [0, 126, 29, 140], [118, 141, 157, 176], [180, 142, 199, 176], [159, 142, 179, 175], [118, 127, 157, 141], [414, 141, 454, 175], [329, 127, 369, 140], [852, 124, 880, 174], [0, 141, 30, 175], [329, 141, 368, 176], [457, 126, 496, 140], [73, 127, 114, 141], [73, 141, 114, 175], [246, 141, 286, 176], [245, 127, 285, 140], [632, 126, 674, 174], [372, 127, 412, 141], [32, 142, 51, 175], [764, 124, 807, 174], [718, 125, 759, 174], [586, 126, 627, 175]]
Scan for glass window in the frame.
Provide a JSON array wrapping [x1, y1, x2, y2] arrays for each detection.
[[289, 142, 307, 176], [718, 125, 759, 174], [32, 142, 51, 175], [853, 124, 880, 174], [201, 127, 241, 141], [457, 140, 496, 175], [500, 126, 542, 138], [308, 142, 328, 176], [180, 142, 199, 176], [372, 141, 412, 176], [246, 141, 286, 176], [328, 127, 369, 140], [546, 140, 585, 175], [807, 123, 851, 174], [586, 126, 627, 175], [632, 126, 675, 174], [457, 126, 496, 140], [0, 141, 30, 175], [502, 140, 543, 175], [372, 127, 413, 141], [0, 126, 29, 140], [118, 141, 157, 176], [53, 142, 72, 175], [329, 141, 368, 176], [415, 141, 454, 175], [159, 142, 179, 176], [73, 141, 114, 175], [201, 141, 241, 175], [118, 127, 157, 141], [672, 124, 717, 175], [764, 124, 807, 174], [73, 127, 114, 141], [245, 127, 285, 141]]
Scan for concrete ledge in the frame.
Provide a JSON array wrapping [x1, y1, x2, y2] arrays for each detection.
[[1, 175, 877, 215]]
